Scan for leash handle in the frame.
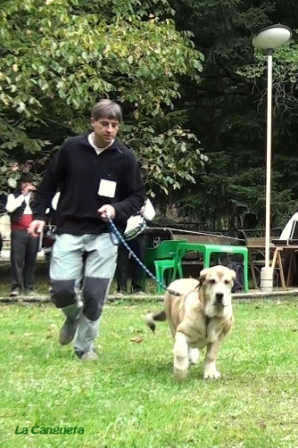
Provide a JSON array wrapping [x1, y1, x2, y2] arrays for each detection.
[[107, 216, 180, 295]]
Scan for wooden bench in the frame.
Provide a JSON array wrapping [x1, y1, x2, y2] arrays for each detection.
[[246, 237, 268, 247], [172, 233, 234, 245]]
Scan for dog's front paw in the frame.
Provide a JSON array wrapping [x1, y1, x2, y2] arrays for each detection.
[[203, 362, 221, 380], [174, 366, 188, 381], [174, 354, 189, 381]]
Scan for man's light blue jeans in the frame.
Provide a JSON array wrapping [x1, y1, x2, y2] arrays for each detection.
[[50, 233, 118, 355]]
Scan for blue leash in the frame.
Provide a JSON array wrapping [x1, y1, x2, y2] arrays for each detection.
[[107, 216, 180, 296]]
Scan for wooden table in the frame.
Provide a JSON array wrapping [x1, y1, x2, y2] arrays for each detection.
[[247, 243, 298, 290], [279, 245, 298, 287]]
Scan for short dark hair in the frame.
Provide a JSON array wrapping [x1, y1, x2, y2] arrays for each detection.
[[91, 99, 123, 122], [19, 172, 34, 183]]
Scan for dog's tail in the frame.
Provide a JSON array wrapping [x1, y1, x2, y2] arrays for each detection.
[[145, 310, 167, 333]]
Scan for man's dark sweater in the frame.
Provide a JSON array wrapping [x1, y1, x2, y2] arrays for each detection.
[[33, 135, 145, 235]]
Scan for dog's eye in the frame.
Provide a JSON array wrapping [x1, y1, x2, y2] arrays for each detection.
[[224, 280, 230, 285], [208, 279, 216, 285]]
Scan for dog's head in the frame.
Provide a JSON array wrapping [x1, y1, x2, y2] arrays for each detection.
[[198, 265, 236, 317]]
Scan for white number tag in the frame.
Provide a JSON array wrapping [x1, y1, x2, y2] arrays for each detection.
[[98, 179, 116, 198]]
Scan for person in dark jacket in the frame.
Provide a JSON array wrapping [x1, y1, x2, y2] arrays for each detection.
[[28, 99, 145, 361], [115, 223, 146, 296], [6, 172, 39, 297], [115, 197, 155, 295]]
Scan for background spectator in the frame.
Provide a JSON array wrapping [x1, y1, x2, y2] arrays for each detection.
[[6, 172, 39, 297], [115, 198, 155, 296]]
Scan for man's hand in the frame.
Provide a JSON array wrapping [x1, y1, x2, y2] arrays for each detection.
[[98, 205, 116, 222], [22, 183, 36, 196], [28, 220, 45, 237]]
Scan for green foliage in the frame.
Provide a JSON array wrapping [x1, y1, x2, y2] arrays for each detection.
[[2, 0, 298, 231], [166, 0, 298, 230], [176, 150, 298, 230], [0, 0, 205, 197], [122, 119, 206, 198], [238, 33, 298, 111]]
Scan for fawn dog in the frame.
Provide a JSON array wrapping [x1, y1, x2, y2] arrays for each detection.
[[145, 265, 236, 381]]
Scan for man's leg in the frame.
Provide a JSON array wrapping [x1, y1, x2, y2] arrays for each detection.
[[130, 234, 146, 293], [74, 233, 118, 359], [115, 242, 128, 293], [10, 229, 27, 294], [49, 234, 85, 345], [24, 233, 39, 292]]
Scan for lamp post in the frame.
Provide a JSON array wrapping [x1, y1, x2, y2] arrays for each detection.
[[252, 24, 292, 292]]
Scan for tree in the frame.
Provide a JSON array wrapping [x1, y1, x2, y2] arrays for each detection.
[[168, 0, 298, 229], [0, 0, 206, 200]]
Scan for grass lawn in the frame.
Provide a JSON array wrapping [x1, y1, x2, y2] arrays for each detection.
[[1, 298, 298, 447]]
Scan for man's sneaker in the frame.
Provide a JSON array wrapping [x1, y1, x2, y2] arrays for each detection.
[[59, 317, 80, 346], [115, 291, 125, 298], [81, 350, 98, 361], [133, 290, 146, 296], [115, 289, 128, 298], [10, 290, 20, 297]]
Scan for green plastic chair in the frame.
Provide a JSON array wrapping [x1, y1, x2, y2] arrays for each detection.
[[144, 240, 187, 293], [173, 242, 249, 292], [154, 259, 177, 293], [171, 242, 201, 281]]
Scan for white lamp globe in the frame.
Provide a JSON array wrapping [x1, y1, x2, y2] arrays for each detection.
[[252, 24, 292, 50]]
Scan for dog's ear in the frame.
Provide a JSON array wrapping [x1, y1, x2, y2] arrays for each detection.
[[230, 269, 237, 281], [199, 268, 208, 286]]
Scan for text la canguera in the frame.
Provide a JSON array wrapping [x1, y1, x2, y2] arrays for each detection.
[[15, 425, 84, 435]]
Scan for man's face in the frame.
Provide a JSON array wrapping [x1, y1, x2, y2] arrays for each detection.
[[91, 117, 119, 147]]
